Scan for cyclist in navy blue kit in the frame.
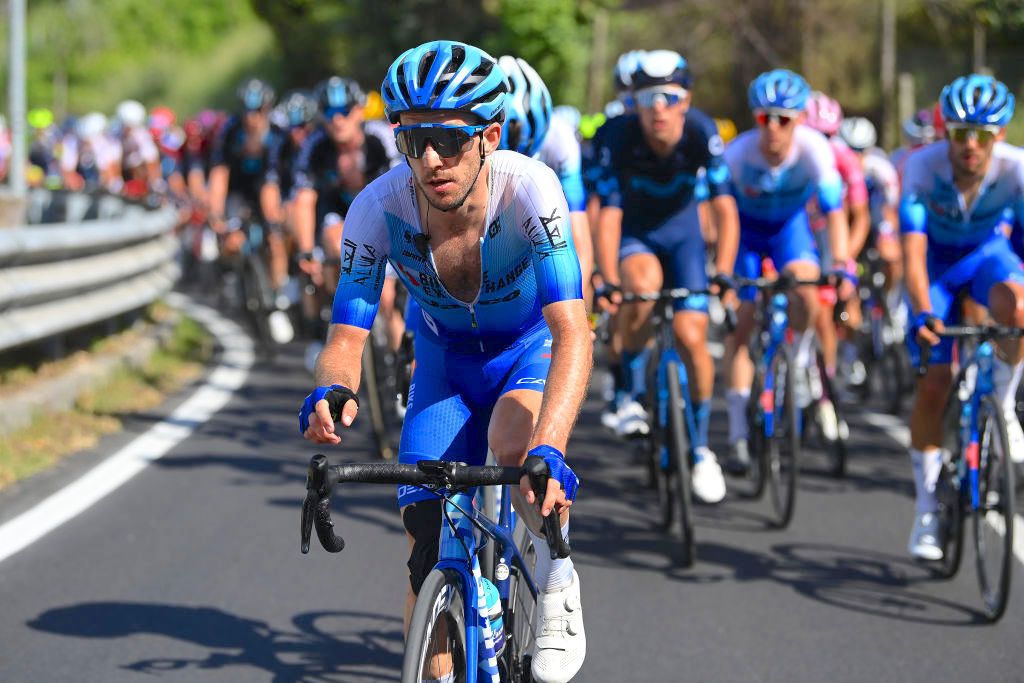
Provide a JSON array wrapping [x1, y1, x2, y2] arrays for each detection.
[[299, 41, 590, 683], [593, 49, 740, 504]]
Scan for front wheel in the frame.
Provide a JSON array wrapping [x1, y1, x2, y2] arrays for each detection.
[[666, 360, 695, 567], [973, 395, 1016, 622], [767, 350, 799, 528], [401, 568, 469, 683]]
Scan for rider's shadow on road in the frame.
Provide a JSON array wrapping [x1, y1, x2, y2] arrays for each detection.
[[28, 602, 402, 682]]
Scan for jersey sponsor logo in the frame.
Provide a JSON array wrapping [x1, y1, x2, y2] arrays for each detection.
[[525, 210, 567, 261], [418, 271, 447, 299], [708, 134, 725, 157], [515, 377, 546, 385], [396, 261, 421, 287], [353, 244, 381, 286], [479, 289, 521, 305], [543, 338, 553, 347], [488, 217, 502, 238], [628, 173, 696, 198], [421, 309, 440, 337], [483, 256, 530, 293], [341, 238, 358, 275]]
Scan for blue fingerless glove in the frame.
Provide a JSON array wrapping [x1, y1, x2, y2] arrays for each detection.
[[528, 444, 579, 502], [828, 267, 859, 288], [299, 384, 358, 434], [910, 312, 939, 339]]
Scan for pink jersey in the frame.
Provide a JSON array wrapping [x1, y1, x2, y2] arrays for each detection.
[[831, 138, 868, 205]]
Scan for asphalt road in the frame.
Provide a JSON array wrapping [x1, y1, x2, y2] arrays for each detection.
[[1, 314, 1023, 682]]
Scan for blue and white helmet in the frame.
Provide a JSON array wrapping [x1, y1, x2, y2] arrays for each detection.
[[498, 55, 552, 157], [748, 69, 811, 111], [940, 74, 1015, 127], [317, 77, 366, 112], [613, 50, 646, 92], [382, 40, 509, 124], [630, 50, 691, 91]]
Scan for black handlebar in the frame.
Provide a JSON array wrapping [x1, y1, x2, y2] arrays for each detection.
[[916, 324, 1024, 376], [300, 455, 571, 560]]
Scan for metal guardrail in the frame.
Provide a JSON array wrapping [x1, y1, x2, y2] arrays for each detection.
[[0, 192, 180, 352]]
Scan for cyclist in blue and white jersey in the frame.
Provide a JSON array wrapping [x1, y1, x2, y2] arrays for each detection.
[[593, 50, 740, 504], [902, 74, 1024, 560], [721, 69, 854, 473], [498, 55, 594, 305], [299, 41, 589, 683]]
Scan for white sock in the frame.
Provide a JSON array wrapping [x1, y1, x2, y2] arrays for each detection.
[[424, 675, 455, 683], [992, 356, 1024, 415], [794, 329, 815, 369], [726, 389, 750, 443], [528, 519, 574, 592], [910, 448, 942, 514]]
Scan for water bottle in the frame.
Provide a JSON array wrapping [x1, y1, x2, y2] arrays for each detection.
[[481, 577, 505, 654], [768, 293, 788, 342]]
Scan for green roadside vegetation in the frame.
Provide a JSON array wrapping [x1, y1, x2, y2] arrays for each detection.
[[0, 304, 214, 490]]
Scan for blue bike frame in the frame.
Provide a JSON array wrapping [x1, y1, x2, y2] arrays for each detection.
[[954, 341, 996, 511], [756, 292, 791, 438], [436, 487, 539, 681], [655, 347, 697, 466]]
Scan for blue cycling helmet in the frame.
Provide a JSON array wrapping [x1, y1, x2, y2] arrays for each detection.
[[630, 50, 691, 91], [317, 77, 366, 112], [498, 55, 552, 156], [613, 50, 646, 92], [748, 69, 811, 111], [940, 74, 1015, 127], [278, 90, 318, 128], [238, 78, 275, 111], [382, 40, 508, 124]]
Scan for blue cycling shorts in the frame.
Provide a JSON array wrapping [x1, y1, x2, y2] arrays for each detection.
[[908, 235, 1024, 365], [396, 320, 553, 508], [619, 202, 709, 313], [735, 210, 820, 301]]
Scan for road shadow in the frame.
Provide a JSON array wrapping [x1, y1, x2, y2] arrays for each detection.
[[27, 602, 402, 682]]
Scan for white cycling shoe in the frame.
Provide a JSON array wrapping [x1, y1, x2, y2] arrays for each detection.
[[1004, 409, 1024, 465], [908, 512, 943, 561], [614, 399, 649, 438], [531, 570, 586, 683], [691, 447, 726, 504]]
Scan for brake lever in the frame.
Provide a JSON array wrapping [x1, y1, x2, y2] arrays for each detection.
[[301, 454, 346, 554], [523, 456, 571, 560]]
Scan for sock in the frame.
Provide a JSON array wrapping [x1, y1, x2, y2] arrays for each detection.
[[727, 389, 750, 444], [910, 448, 942, 514], [528, 519, 574, 592], [693, 400, 711, 452], [424, 675, 455, 683], [621, 348, 650, 401], [794, 329, 815, 369], [992, 355, 1023, 416]]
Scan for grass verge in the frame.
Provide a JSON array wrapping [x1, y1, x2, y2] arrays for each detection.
[[0, 312, 214, 490]]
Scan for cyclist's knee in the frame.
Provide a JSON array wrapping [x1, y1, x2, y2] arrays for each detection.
[[402, 499, 442, 595], [989, 282, 1024, 326], [620, 253, 662, 292], [672, 311, 708, 351]]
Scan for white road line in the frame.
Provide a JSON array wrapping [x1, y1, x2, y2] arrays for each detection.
[[859, 408, 1024, 566], [0, 294, 254, 565]]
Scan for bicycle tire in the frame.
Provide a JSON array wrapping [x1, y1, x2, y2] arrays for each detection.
[[880, 343, 910, 416], [501, 520, 539, 682], [645, 354, 674, 531], [767, 349, 799, 528], [237, 256, 275, 358], [973, 395, 1015, 622], [401, 568, 470, 683], [740, 367, 769, 500], [361, 342, 396, 461], [933, 461, 964, 580], [666, 360, 695, 567], [815, 352, 848, 479]]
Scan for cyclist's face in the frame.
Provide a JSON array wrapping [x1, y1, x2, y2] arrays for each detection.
[[243, 108, 268, 131], [328, 105, 364, 144], [947, 125, 1003, 177], [400, 112, 501, 212], [756, 109, 802, 157], [636, 86, 689, 147]]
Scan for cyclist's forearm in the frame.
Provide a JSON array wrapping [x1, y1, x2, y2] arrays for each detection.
[[848, 201, 871, 259], [711, 194, 739, 276], [596, 207, 623, 283], [903, 233, 932, 314], [531, 300, 593, 454], [260, 182, 284, 224], [314, 324, 369, 390], [294, 189, 318, 253], [826, 208, 851, 266], [208, 165, 229, 218]]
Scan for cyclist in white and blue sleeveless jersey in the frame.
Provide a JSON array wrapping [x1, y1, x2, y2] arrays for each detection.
[[298, 41, 588, 683], [593, 50, 740, 504], [498, 55, 594, 305], [902, 74, 1024, 561], [721, 69, 854, 473]]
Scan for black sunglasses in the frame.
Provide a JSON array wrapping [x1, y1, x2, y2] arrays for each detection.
[[394, 123, 487, 159]]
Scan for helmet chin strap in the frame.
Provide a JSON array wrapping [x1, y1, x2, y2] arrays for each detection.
[[440, 135, 487, 212]]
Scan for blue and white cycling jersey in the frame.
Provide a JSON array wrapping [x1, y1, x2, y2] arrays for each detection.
[[330, 151, 583, 507], [724, 125, 843, 233], [535, 115, 586, 213], [332, 150, 583, 350], [900, 140, 1024, 264]]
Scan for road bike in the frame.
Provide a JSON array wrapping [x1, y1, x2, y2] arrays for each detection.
[[301, 454, 568, 681], [920, 324, 1020, 621]]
